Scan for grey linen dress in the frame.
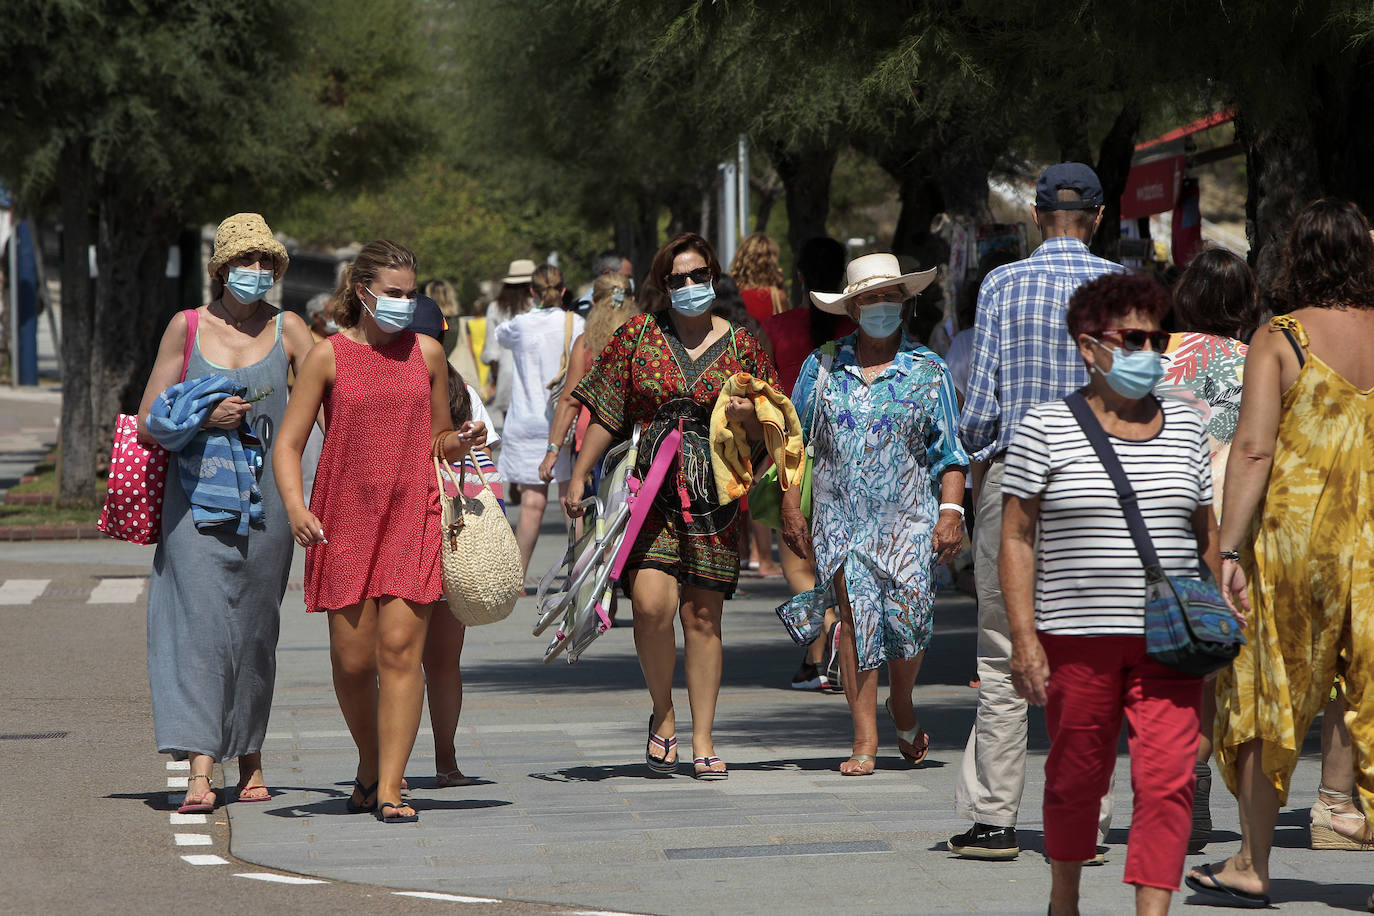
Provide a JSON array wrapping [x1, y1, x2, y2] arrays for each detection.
[[146, 314, 293, 760]]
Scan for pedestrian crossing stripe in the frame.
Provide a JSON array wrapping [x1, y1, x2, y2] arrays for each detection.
[[0, 579, 49, 605], [88, 577, 146, 604], [0, 577, 148, 604]]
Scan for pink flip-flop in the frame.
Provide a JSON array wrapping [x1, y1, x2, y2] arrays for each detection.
[[235, 782, 272, 802], [177, 774, 217, 813]]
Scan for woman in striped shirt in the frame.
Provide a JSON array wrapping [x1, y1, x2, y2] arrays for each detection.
[[1002, 272, 1223, 916]]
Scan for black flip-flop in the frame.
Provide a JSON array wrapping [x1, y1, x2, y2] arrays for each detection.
[[377, 801, 419, 824], [1184, 863, 1271, 908]]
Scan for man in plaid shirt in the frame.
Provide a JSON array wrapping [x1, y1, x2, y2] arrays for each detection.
[[950, 163, 1126, 861]]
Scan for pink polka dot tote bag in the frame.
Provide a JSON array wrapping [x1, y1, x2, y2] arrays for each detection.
[[98, 310, 198, 544]]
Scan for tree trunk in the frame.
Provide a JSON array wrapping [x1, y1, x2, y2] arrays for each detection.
[[614, 191, 660, 289], [1238, 113, 1322, 300], [89, 181, 182, 462], [1091, 100, 1142, 263], [56, 142, 98, 506], [888, 164, 945, 268], [769, 141, 838, 305]]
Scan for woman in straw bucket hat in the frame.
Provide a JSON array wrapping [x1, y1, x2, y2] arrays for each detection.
[[135, 212, 317, 812], [779, 252, 969, 776]]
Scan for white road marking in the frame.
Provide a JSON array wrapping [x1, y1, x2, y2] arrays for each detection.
[[166, 760, 190, 771], [567, 911, 656, 916], [392, 892, 503, 904], [167, 776, 189, 788], [174, 833, 212, 846], [170, 813, 207, 825], [0, 579, 49, 605], [87, 577, 146, 604], [181, 854, 229, 866], [235, 874, 329, 885]]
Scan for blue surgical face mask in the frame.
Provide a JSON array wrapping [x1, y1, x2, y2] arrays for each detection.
[[226, 267, 274, 304], [857, 301, 904, 339], [1093, 340, 1164, 398], [363, 287, 417, 332], [670, 282, 715, 317]]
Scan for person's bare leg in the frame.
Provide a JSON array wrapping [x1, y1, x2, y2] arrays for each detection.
[[328, 601, 381, 808], [1187, 739, 1277, 896], [374, 596, 432, 818], [514, 483, 550, 574], [422, 604, 467, 781], [1316, 688, 1370, 840], [680, 586, 726, 771], [1133, 885, 1171, 916], [1048, 858, 1082, 915], [1197, 686, 1216, 762], [886, 653, 925, 728], [749, 519, 782, 576], [778, 539, 824, 665], [835, 565, 877, 774], [235, 750, 267, 798], [629, 568, 680, 763]]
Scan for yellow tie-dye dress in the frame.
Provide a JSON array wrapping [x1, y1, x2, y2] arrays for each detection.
[[1213, 315, 1374, 813]]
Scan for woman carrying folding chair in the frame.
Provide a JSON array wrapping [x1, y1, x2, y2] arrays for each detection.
[[562, 232, 778, 780]]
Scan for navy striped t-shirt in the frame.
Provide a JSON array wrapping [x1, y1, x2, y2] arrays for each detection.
[[1001, 397, 1213, 635]]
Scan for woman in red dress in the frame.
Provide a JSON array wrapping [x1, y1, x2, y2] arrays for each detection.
[[565, 232, 778, 779], [274, 240, 485, 823]]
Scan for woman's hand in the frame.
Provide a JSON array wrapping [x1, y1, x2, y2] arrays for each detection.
[[203, 396, 251, 429], [1010, 637, 1051, 706], [288, 505, 327, 548], [440, 421, 486, 463], [724, 395, 764, 440], [1221, 558, 1251, 627], [932, 511, 963, 566], [538, 448, 559, 483], [562, 475, 587, 518], [779, 503, 812, 561]]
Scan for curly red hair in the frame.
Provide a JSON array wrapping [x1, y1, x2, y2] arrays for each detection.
[[1065, 271, 1171, 340]]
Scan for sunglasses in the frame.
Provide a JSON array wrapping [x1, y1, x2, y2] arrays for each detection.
[[1100, 327, 1170, 352], [664, 267, 712, 290]]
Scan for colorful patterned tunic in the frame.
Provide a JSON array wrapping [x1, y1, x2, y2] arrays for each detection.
[[573, 311, 778, 595], [792, 333, 969, 670], [1156, 330, 1248, 515]]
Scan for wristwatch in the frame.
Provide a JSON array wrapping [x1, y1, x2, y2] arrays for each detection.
[[546, 442, 560, 454]]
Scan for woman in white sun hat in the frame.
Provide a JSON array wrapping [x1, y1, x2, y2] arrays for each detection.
[[780, 252, 969, 776]]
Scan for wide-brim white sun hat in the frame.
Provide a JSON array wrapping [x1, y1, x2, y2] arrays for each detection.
[[809, 252, 937, 315]]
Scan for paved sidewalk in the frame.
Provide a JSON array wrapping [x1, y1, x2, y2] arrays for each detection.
[[225, 509, 1370, 915]]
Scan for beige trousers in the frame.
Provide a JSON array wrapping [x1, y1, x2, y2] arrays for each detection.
[[955, 460, 1113, 837]]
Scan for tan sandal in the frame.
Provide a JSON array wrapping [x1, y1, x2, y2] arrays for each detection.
[[886, 697, 930, 765], [1311, 786, 1374, 850]]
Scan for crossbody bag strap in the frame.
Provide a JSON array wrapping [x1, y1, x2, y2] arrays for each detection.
[[1062, 392, 1161, 570]]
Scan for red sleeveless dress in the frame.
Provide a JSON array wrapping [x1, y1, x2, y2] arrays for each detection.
[[304, 332, 442, 612]]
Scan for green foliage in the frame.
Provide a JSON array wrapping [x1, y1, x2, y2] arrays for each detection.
[[0, 0, 433, 221], [276, 155, 608, 301]]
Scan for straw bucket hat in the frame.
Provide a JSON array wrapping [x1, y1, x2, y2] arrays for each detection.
[[207, 213, 289, 281], [502, 259, 537, 285], [809, 253, 936, 315]]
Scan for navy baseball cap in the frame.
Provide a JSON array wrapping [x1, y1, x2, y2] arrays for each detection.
[[410, 295, 447, 341], [1036, 162, 1104, 210]]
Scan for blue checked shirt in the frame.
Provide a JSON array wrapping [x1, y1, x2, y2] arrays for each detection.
[[959, 236, 1125, 461]]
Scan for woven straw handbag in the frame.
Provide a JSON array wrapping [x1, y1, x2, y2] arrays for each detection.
[[434, 455, 524, 626]]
